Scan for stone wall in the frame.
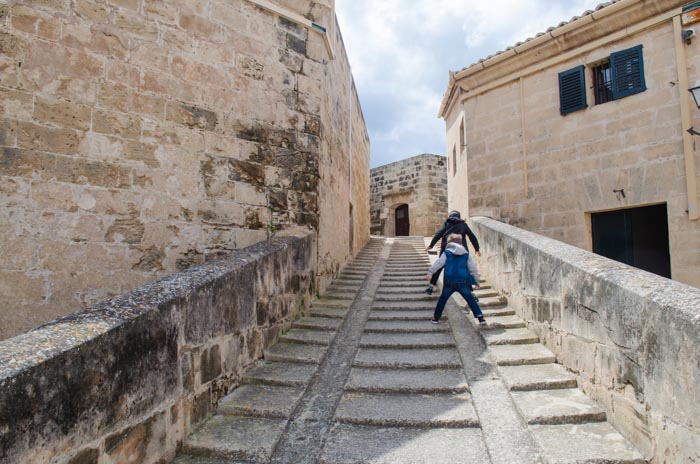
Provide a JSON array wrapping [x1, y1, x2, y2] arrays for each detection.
[[444, 2, 700, 287], [472, 216, 700, 463], [0, 0, 369, 340], [370, 153, 447, 236], [0, 229, 315, 464]]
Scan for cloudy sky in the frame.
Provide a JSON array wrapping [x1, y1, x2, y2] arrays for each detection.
[[335, 0, 599, 168]]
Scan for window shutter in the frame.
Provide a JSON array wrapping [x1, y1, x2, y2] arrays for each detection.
[[611, 45, 646, 99], [559, 65, 587, 115]]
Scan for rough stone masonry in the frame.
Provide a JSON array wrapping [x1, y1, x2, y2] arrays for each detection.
[[0, 0, 370, 339]]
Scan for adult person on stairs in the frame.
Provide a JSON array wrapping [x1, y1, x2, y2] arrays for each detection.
[[425, 210, 481, 295]]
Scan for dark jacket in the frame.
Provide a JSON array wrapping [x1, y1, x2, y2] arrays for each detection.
[[429, 217, 480, 253]]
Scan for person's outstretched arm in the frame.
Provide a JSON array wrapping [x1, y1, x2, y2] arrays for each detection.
[[427, 222, 447, 250], [465, 224, 480, 256]]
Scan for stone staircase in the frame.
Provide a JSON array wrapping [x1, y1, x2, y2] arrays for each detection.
[[173, 237, 646, 464]]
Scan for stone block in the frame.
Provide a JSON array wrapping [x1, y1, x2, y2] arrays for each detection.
[[33, 96, 92, 131], [113, 11, 159, 41], [179, 14, 223, 41], [93, 108, 142, 140], [11, 4, 61, 41], [17, 121, 82, 155]]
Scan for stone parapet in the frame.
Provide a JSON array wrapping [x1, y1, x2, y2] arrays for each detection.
[[472, 216, 700, 463], [0, 230, 315, 464]]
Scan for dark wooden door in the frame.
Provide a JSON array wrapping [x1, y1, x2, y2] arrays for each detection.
[[395, 204, 409, 236], [592, 204, 671, 278]]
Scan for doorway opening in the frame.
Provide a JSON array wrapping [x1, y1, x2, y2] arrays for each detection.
[[395, 204, 410, 236], [591, 203, 671, 278]]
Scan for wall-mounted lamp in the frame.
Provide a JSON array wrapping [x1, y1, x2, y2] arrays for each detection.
[[687, 85, 700, 136], [689, 84, 700, 109]]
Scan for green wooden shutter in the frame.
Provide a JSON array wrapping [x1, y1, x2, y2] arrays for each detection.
[[559, 65, 587, 115], [611, 45, 646, 100]]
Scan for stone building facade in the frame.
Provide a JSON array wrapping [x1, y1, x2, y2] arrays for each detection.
[[440, 0, 700, 287], [370, 153, 447, 237], [0, 0, 369, 340]]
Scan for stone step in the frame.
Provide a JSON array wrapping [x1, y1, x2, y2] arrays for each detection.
[[241, 361, 317, 387], [511, 388, 607, 425], [340, 272, 368, 279], [375, 294, 433, 302], [320, 424, 489, 464], [182, 415, 286, 462], [480, 315, 527, 329], [368, 310, 438, 321], [313, 298, 353, 309], [218, 384, 305, 419], [308, 307, 347, 319], [292, 316, 343, 331], [499, 363, 578, 391], [482, 327, 540, 345], [334, 392, 479, 428], [480, 307, 516, 317], [359, 332, 455, 349], [328, 285, 361, 293], [530, 423, 646, 464], [382, 271, 427, 277], [322, 291, 357, 300], [376, 286, 429, 293], [280, 328, 335, 345], [364, 320, 449, 333], [345, 367, 468, 394], [354, 348, 462, 369], [384, 265, 429, 271], [476, 295, 508, 307], [333, 277, 365, 285], [489, 344, 556, 366], [372, 301, 434, 310], [264, 342, 326, 364], [172, 455, 234, 464], [380, 276, 426, 282], [473, 289, 498, 298]]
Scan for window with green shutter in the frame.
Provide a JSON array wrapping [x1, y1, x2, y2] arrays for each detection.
[[559, 65, 587, 115], [610, 45, 646, 99]]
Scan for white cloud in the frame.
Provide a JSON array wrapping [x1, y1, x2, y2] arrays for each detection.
[[336, 0, 600, 167]]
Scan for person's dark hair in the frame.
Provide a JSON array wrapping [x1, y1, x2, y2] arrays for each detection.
[[448, 210, 461, 219]]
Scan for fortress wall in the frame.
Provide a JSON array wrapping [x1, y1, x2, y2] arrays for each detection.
[[0, 0, 368, 340], [473, 216, 700, 463], [0, 230, 315, 464]]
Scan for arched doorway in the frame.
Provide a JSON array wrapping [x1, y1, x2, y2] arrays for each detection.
[[395, 204, 409, 236]]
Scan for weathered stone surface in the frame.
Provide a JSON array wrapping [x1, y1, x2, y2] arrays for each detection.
[[511, 388, 607, 425], [242, 361, 317, 387], [489, 344, 556, 366], [320, 424, 488, 464], [335, 392, 478, 428], [482, 327, 539, 345], [499, 364, 577, 391], [183, 416, 287, 461], [530, 423, 645, 464], [364, 320, 448, 333], [359, 332, 455, 348], [218, 384, 305, 418], [292, 317, 342, 331], [353, 348, 462, 369], [308, 308, 347, 319], [346, 367, 468, 394], [368, 310, 438, 321], [264, 342, 327, 364], [281, 328, 334, 345]]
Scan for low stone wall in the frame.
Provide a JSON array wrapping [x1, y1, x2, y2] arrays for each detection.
[[471, 216, 700, 463], [0, 230, 315, 464]]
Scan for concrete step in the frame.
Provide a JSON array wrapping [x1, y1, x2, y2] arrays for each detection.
[[333, 277, 364, 285], [473, 289, 498, 298], [292, 316, 342, 331], [218, 384, 305, 419], [264, 342, 326, 364], [499, 364, 578, 391], [334, 392, 479, 428], [345, 367, 468, 394], [481, 315, 527, 329], [182, 415, 286, 462], [476, 296, 508, 308], [353, 348, 462, 369], [308, 307, 347, 319], [241, 361, 317, 387], [380, 276, 426, 282], [280, 328, 335, 346], [328, 285, 361, 293], [172, 455, 234, 464], [364, 320, 449, 333], [384, 265, 429, 271], [489, 344, 556, 366], [359, 332, 455, 349], [368, 310, 437, 321], [320, 424, 489, 464], [530, 423, 646, 464], [382, 271, 427, 277], [376, 286, 429, 293], [511, 388, 607, 425], [482, 327, 540, 345]]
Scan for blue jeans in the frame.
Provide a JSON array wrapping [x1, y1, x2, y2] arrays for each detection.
[[433, 280, 483, 321]]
